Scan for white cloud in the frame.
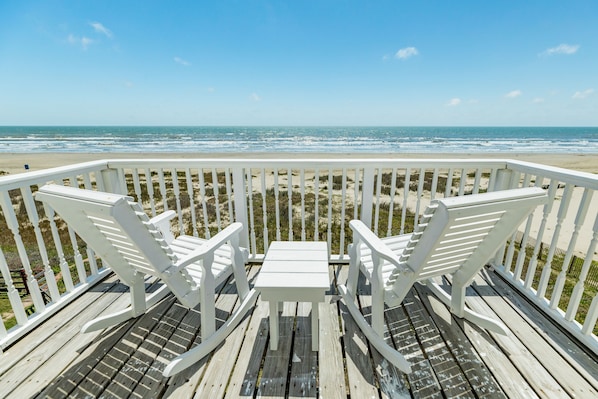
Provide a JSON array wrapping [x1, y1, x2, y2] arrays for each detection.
[[505, 90, 522, 98], [250, 93, 261, 102], [572, 88, 594, 99], [124, 81, 134, 88], [395, 47, 418, 60], [90, 22, 113, 38], [532, 97, 545, 103], [446, 98, 461, 106], [68, 34, 93, 50], [541, 43, 580, 56], [174, 57, 191, 66]]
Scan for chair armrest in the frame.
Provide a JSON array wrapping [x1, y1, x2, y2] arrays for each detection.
[[349, 220, 406, 271], [150, 210, 177, 244], [175, 222, 243, 270]]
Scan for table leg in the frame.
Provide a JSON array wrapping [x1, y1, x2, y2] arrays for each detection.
[[311, 302, 319, 351], [269, 301, 279, 350]]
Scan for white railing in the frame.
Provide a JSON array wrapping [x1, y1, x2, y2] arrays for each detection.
[[1, 158, 596, 355]]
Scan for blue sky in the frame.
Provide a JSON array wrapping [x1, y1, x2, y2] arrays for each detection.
[[0, 1, 596, 126]]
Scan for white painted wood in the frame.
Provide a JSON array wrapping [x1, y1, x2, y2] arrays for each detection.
[[287, 167, 293, 241], [254, 241, 329, 352], [340, 187, 548, 373], [551, 188, 594, 309], [0, 191, 46, 313], [198, 167, 210, 239], [260, 168, 269, 251], [537, 183, 574, 298], [246, 168, 257, 255], [35, 184, 257, 377], [386, 168, 397, 238]]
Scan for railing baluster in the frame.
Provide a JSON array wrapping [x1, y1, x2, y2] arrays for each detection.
[[512, 174, 539, 281], [132, 169, 142, 206], [0, 191, 46, 313], [225, 168, 234, 222], [185, 168, 198, 237], [373, 168, 382, 236], [353, 168, 360, 221], [300, 169, 306, 241], [171, 168, 184, 235], [287, 168, 293, 241], [212, 169, 222, 232], [339, 168, 347, 259], [261, 168, 269, 251], [504, 174, 533, 275], [537, 183, 574, 299], [274, 169, 281, 241], [386, 168, 397, 237], [400, 168, 411, 235], [430, 168, 439, 201], [327, 169, 333, 250], [42, 201, 75, 292], [445, 168, 454, 197], [145, 168, 156, 217], [232, 167, 250, 250], [21, 186, 60, 302], [583, 296, 598, 336], [314, 169, 320, 242], [59, 179, 87, 284], [551, 188, 594, 309], [0, 246, 28, 327], [565, 212, 598, 322], [247, 168, 257, 255], [472, 168, 482, 194], [414, 167, 425, 226], [488, 167, 498, 191], [458, 168, 466, 195], [197, 168, 211, 239], [157, 169, 167, 212], [524, 179, 558, 290]]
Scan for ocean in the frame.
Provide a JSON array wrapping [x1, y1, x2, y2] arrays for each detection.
[[0, 126, 597, 154]]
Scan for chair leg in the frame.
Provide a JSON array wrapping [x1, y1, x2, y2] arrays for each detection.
[[338, 284, 412, 374], [426, 280, 508, 335], [81, 277, 171, 333], [162, 288, 259, 377]]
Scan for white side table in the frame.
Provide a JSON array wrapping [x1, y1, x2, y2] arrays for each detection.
[[254, 241, 330, 351]]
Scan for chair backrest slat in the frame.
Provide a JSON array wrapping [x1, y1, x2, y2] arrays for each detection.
[[36, 185, 199, 306], [389, 187, 547, 287]]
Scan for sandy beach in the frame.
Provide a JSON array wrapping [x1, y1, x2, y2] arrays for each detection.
[[1, 152, 597, 176]]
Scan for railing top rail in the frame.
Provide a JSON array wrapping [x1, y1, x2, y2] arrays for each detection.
[[104, 157, 511, 170], [0, 160, 110, 190], [506, 160, 598, 189], [2, 157, 596, 190]]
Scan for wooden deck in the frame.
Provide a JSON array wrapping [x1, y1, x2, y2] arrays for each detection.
[[1, 264, 597, 399]]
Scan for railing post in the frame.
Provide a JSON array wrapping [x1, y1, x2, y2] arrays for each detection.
[[100, 167, 124, 194], [493, 167, 515, 191], [360, 167, 375, 228], [232, 167, 250, 250]]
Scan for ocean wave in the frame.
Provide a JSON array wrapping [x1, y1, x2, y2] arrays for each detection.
[[0, 126, 597, 154]]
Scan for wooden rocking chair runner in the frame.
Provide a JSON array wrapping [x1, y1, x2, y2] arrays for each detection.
[[339, 187, 548, 373], [35, 184, 258, 377]]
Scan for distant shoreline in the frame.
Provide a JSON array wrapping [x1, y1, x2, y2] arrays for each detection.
[[1, 152, 596, 176]]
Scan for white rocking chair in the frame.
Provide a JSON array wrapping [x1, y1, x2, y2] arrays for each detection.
[[36, 184, 258, 377], [339, 187, 547, 373]]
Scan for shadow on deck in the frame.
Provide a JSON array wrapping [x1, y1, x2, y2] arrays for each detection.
[[1, 265, 597, 398]]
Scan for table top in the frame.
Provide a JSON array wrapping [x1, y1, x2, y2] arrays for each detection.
[[254, 241, 330, 290]]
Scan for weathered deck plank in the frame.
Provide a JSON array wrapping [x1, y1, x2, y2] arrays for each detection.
[[414, 283, 507, 398], [1, 264, 596, 399], [470, 272, 598, 398]]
